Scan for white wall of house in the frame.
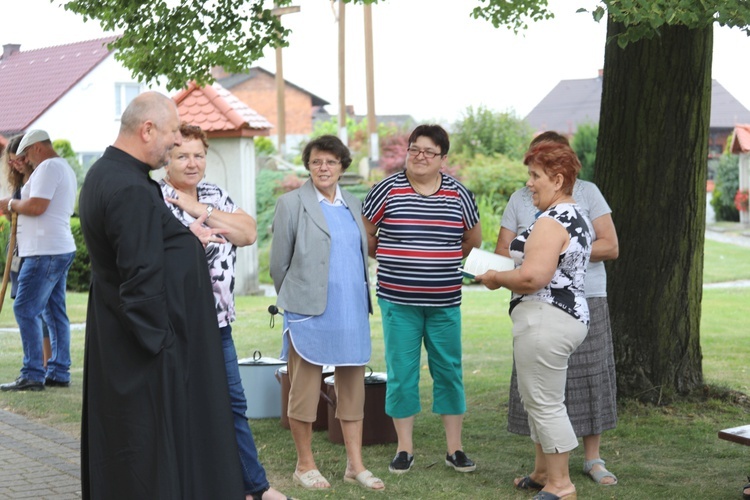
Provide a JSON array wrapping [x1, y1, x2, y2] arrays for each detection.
[[208, 136, 260, 296], [28, 53, 166, 168]]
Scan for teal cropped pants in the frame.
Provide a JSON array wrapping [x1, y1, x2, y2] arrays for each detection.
[[379, 298, 466, 418]]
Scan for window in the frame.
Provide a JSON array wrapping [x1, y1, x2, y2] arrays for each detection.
[[115, 83, 142, 117]]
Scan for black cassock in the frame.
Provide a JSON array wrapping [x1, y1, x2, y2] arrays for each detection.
[[79, 146, 244, 499]]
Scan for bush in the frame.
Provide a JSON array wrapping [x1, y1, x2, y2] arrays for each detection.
[[571, 122, 598, 181], [475, 194, 502, 251], [451, 106, 534, 161], [457, 153, 527, 250], [53, 139, 85, 187], [0, 217, 88, 291], [711, 154, 740, 222], [256, 169, 300, 244], [378, 132, 408, 176], [67, 217, 90, 292], [254, 136, 277, 157], [457, 153, 527, 210]]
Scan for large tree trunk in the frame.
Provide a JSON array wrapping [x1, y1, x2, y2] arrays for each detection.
[[595, 18, 710, 402]]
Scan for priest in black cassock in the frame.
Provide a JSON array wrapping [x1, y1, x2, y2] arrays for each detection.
[[78, 91, 244, 499]]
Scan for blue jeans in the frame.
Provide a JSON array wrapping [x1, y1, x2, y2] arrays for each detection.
[[221, 325, 270, 495], [13, 252, 75, 383]]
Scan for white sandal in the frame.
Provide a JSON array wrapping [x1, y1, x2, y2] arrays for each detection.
[[583, 458, 618, 485]]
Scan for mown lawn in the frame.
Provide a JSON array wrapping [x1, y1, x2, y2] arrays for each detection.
[[0, 239, 749, 498]]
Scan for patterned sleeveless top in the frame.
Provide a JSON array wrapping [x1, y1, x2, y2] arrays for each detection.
[[509, 203, 592, 325]]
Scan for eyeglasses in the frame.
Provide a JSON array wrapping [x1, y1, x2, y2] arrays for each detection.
[[309, 159, 341, 169], [407, 146, 442, 159]]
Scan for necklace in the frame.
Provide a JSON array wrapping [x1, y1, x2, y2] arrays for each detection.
[[409, 174, 441, 197]]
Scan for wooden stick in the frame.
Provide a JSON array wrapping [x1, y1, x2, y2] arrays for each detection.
[[0, 213, 18, 313]]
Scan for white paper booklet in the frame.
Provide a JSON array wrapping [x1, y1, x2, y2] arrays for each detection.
[[459, 247, 515, 279]]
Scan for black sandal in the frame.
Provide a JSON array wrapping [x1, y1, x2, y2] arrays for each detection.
[[515, 475, 545, 490], [250, 486, 292, 500]]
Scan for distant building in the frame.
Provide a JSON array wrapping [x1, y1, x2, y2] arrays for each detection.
[[214, 66, 329, 152], [525, 73, 750, 175]]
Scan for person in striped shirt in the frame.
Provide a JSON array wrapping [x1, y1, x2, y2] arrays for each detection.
[[362, 124, 482, 475]]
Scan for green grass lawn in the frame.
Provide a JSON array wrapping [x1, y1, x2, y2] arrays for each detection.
[[704, 239, 750, 283], [1, 239, 749, 498]]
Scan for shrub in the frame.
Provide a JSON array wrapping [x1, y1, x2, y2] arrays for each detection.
[[53, 139, 85, 187], [451, 105, 534, 161], [475, 194, 502, 251], [378, 132, 408, 176], [254, 136, 277, 157], [710, 153, 740, 222], [457, 153, 527, 250], [458, 153, 527, 210], [67, 217, 90, 292], [571, 122, 598, 181], [256, 169, 300, 244], [0, 217, 89, 291]]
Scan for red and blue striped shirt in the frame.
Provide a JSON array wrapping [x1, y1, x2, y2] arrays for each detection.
[[363, 171, 480, 307]]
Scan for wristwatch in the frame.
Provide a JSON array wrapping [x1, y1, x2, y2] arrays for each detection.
[[205, 205, 214, 220], [7, 199, 13, 213]]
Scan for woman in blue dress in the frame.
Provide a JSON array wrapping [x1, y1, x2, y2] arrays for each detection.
[[270, 135, 384, 492]]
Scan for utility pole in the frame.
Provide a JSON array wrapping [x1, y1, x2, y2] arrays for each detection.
[[271, 4, 300, 157], [364, 4, 377, 166], [337, 0, 347, 146]]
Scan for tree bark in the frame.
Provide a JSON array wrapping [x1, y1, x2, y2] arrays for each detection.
[[595, 18, 710, 402]]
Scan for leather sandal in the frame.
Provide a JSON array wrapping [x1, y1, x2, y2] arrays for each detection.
[[743, 476, 750, 500], [250, 486, 292, 500], [515, 475, 545, 490], [583, 458, 618, 485], [533, 491, 577, 500]]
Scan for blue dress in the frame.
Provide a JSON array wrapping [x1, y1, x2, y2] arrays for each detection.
[[281, 202, 371, 366]]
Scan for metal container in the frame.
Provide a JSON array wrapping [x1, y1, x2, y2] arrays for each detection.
[[323, 371, 397, 446], [237, 350, 285, 419], [275, 365, 333, 431]]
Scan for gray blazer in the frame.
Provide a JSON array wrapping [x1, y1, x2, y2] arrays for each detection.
[[270, 179, 372, 316]]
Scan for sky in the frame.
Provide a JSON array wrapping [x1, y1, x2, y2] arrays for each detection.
[[3, 0, 750, 125]]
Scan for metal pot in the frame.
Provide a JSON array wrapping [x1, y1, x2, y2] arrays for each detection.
[[237, 350, 285, 419], [275, 364, 333, 431], [323, 369, 397, 446]]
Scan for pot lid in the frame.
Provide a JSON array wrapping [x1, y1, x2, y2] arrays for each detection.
[[238, 350, 285, 366]]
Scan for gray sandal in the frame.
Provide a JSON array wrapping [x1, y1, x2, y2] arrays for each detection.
[[583, 458, 618, 485]]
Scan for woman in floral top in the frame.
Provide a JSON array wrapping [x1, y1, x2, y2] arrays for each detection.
[[476, 140, 591, 500], [160, 124, 288, 500]]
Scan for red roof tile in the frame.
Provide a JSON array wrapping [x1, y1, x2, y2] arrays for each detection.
[[173, 82, 272, 136], [0, 37, 118, 135], [732, 124, 750, 154]]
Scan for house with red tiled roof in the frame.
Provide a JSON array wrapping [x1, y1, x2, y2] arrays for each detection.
[[0, 37, 159, 169], [731, 124, 750, 225], [169, 81, 273, 295], [213, 66, 329, 152], [525, 73, 750, 178]]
